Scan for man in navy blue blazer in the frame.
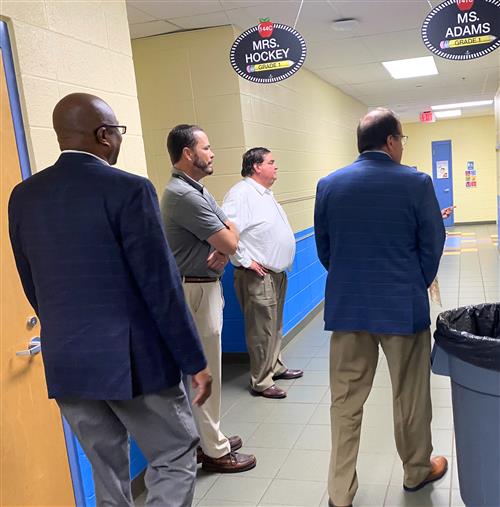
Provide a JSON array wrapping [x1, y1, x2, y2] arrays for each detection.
[[8, 93, 212, 507], [314, 108, 447, 507]]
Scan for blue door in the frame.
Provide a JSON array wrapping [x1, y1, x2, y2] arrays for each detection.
[[432, 140, 454, 227]]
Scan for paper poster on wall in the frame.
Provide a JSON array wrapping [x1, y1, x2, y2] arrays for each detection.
[[437, 160, 449, 179], [465, 160, 477, 188]]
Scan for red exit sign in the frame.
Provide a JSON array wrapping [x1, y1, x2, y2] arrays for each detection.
[[420, 110, 435, 123]]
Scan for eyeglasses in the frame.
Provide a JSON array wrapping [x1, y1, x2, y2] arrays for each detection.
[[94, 124, 127, 135], [393, 134, 408, 145]]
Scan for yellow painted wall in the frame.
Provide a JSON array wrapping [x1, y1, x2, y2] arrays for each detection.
[[239, 68, 366, 232], [133, 25, 366, 232], [403, 116, 496, 223], [0, 0, 146, 176]]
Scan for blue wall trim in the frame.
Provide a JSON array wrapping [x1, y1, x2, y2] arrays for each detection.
[[222, 226, 326, 352], [0, 21, 32, 180], [498, 196, 500, 251]]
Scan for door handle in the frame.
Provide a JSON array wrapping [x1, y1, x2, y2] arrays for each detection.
[[16, 336, 41, 356]]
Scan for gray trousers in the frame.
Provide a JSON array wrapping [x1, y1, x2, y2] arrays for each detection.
[[234, 269, 288, 391], [57, 384, 199, 507]]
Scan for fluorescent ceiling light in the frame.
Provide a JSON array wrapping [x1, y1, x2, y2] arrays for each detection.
[[434, 109, 462, 119], [431, 100, 493, 110], [382, 56, 438, 79]]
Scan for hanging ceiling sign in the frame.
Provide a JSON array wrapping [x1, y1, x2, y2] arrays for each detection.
[[230, 18, 307, 84], [421, 0, 500, 60]]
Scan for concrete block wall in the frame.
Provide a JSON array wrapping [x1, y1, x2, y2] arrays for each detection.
[[0, 0, 146, 176]]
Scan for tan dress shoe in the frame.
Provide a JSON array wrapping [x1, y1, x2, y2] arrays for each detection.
[[404, 456, 448, 491], [202, 451, 256, 473], [197, 435, 242, 464], [251, 384, 287, 399]]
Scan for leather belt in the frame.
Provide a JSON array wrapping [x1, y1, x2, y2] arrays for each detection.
[[183, 276, 220, 283]]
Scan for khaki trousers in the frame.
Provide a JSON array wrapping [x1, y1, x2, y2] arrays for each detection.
[[234, 269, 288, 391], [182, 281, 230, 459], [329, 329, 433, 506]]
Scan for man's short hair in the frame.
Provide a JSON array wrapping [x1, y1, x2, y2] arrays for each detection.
[[167, 124, 203, 165], [241, 147, 270, 177], [357, 108, 400, 153]]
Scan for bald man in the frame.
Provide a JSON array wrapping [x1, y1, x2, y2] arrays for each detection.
[[314, 108, 447, 507], [8, 93, 211, 507]]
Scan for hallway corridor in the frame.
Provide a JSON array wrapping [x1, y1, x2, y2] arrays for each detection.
[[140, 224, 499, 506]]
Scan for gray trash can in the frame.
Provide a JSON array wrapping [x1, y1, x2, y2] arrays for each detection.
[[432, 305, 500, 507]]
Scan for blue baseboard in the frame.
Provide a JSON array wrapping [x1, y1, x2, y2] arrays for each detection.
[[221, 226, 326, 352]]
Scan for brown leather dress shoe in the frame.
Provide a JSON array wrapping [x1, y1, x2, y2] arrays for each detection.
[[273, 369, 304, 380], [403, 456, 448, 492], [251, 384, 287, 399], [202, 451, 256, 473], [197, 435, 242, 464]]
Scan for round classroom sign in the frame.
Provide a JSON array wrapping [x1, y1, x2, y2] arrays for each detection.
[[421, 0, 500, 60], [230, 19, 307, 84]]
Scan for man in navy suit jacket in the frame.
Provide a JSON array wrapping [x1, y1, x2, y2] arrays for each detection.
[[8, 93, 211, 507], [314, 108, 447, 507]]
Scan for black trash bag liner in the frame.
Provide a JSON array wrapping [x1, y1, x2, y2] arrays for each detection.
[[434, 303, 500, 371]]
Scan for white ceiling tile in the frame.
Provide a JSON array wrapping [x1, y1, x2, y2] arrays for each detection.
[[172, 11, 231, 30], [307, 38, 376, 69], [325, 63, 390, 84], [125, 0, 500, 118], [359, 29, 428, 61], [329, 0, 430, 36], [127, 0, 222, 20], [225, 1, 301, 30], [129, 20, 179, 39], [126, 4, 155, 23]]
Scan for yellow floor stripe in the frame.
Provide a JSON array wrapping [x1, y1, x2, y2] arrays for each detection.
[[447, 232, 462, 236], [461, 248, 478, 252], [443, 251, 461, 256], [461, 233, 476, 237]]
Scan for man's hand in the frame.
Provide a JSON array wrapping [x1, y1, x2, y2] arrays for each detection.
[[248, 260, 268, 278], [207, 251, 229, 272], [441, 206, 455, 219], [191, 367, 212, 406]]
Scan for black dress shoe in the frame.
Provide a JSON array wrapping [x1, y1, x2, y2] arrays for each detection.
[[272, 369, 304, 380]]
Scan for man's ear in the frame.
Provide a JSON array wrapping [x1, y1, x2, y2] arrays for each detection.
[[183, 146, 193, 162], [253, 162, 260, 175], [96, 126, 111, 147]]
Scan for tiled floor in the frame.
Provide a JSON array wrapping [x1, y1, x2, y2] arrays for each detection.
[[137, 223, 499, 507]]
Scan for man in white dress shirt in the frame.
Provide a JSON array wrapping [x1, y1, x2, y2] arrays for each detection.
[[222, 147, 303, 399]]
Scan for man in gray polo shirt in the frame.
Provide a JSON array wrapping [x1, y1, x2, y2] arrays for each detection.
[[160, 124, 256, 474]]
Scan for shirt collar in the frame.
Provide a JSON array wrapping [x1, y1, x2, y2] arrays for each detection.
[[61, 150, 109, 165], [172, 168, 204, 193], [244, 177, 272, 196], [361, 149, 392, 160]]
